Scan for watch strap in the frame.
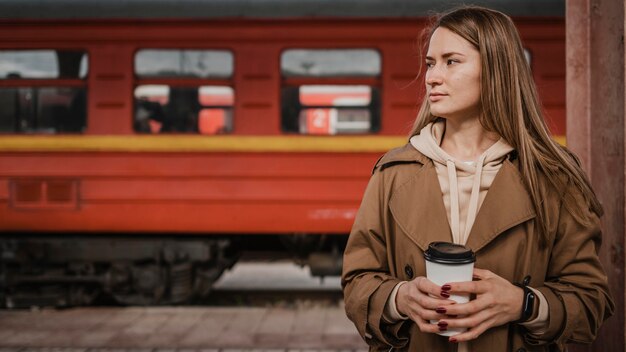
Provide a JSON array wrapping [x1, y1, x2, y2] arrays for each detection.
[[512, 284, 536, 324]]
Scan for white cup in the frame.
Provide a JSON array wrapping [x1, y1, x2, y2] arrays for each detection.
[[424, 241, 475, 336]]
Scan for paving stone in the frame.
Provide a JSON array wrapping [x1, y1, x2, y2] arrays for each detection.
[[178, 309, 236, 347], [212, 308, 267, 347], [154, 310, 204, 336], [2, 331, 51, 347], [254, 308, 296, 347], [287, 307, 326, 349], [0, 306, 364, 350], [97, 310, 145, 330], [69, 330, 118, 348]]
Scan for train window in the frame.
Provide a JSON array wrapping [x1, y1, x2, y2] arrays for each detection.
[[281, 49, 381, 77], [281, 49, 381, 134], [135, 50, 233, 78], [0, 87, 87, 133], [0, 50, 88, 134], [0, 50, 88, 79], [134, 85, 234, 134], [134, 49, 235, 134], [281, 85, 380, 135]]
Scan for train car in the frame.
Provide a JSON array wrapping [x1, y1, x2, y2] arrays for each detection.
[[0, 0, 565, 307]]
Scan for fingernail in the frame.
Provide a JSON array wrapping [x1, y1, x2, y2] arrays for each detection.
[[440, 291, 450, 298], [441, 284, 451, 291], [447, 315, 458, 318], [435, 307, 447, 314], [437, 321, 448, 328], [450, 337, 458, 343], [439, 326, 448, 332]]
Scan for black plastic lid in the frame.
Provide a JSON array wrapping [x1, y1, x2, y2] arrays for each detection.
[[424, 242, 475, 265]]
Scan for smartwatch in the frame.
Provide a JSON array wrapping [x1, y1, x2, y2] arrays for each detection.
[[512, 284, 536, 324]]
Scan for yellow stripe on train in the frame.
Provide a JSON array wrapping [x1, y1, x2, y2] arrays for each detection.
[[0, 135, 407, 153], [0, 135, 566, 153]]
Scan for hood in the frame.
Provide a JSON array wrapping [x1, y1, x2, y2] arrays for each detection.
[[409, 119, 514, 244]]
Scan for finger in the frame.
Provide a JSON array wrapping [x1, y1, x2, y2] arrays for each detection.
[[443, 299, 482, 316], [472, 268, 493, 280], [410, 291, 456, 310], [414, 306, 449, 321], [415, 317, 442, 334], [444, 279, 487, 295], [440, 308, 492, 329], [405, 292, 457, 321], [445, 290, 499, 316], [449, 317, 497, 343], [405, 279, 447, 302], [415, 276, 448, 297]]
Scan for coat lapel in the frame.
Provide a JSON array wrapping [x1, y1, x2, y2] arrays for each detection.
[[465, 159, 536, 253], [388, 153, 536, 254], [389, 160, 453, 252]]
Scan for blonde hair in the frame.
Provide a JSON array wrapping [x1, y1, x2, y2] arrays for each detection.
[[410, 6, 602, 244]]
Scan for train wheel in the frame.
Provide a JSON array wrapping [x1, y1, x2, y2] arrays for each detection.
[[110, 263, 167, 305]]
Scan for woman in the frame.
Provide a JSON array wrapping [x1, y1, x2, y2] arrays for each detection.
[[342, 6, 614, 352]]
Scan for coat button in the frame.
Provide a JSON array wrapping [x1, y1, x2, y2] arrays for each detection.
[[522, 275, 531, 285], [404, 264, 414, 279]]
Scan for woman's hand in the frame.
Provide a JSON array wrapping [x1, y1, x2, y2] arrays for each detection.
[[438, 268, 524, 342], [396, 276, 457, 334]]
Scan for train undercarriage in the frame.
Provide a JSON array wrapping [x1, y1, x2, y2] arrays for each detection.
[[0, 234, 346, 308]]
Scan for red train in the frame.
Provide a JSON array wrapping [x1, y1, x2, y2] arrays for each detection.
[[0, 0, 565, 306]]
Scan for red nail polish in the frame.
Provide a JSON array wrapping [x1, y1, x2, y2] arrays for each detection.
[[447, 315, 458, 318], [435, 307, 447, 314], [437, 321, 448, 327], [442, 284, 451, 291], [450, 337, 458, 343], [441, 291, 450, 298], [439, 326, 448, 332]]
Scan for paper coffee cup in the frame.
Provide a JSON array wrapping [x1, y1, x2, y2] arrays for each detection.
[[424, 241, 475, 336]]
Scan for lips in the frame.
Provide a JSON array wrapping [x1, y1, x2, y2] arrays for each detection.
[[429, 92, 447, 102]]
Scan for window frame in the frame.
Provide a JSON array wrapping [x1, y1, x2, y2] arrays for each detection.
[[280, 47, 382, 135], [132, 47, 236, 135], [0, 48, 89, 134]]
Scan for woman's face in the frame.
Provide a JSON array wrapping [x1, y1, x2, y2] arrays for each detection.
[[425, 27, 482, 122]]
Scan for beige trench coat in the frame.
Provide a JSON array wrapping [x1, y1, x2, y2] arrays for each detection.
[[342, 144, 614, 352]]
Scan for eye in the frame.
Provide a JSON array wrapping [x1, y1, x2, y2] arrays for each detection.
[[425, 62, 434, 68], [447, 59, 458, 65]]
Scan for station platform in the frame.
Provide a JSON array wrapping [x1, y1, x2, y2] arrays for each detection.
[[0, 262, 366, 351], [0, 305, 367, 350]]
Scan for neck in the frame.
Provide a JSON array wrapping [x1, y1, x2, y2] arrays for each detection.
[[439, 118, 500, 161]]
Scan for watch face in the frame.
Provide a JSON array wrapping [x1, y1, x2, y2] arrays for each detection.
[[513, 286, 536, 324], [523, 288, 536, 322]]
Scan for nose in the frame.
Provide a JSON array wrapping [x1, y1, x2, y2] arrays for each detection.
[[426, 65, 443, 87]]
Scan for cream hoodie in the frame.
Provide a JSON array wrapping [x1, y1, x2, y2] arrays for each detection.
[[383, 120, 549, 346], [411, 120, 514, 245]]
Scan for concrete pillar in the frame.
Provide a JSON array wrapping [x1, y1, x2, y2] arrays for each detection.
[[566, 0, 625, 351]]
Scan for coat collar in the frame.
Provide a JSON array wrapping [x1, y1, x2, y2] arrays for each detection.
[[374, 142, 429, 172], [388, 146, 536, 254]]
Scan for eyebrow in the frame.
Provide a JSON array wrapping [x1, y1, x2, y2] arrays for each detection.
[[425, 52, 466, 60]]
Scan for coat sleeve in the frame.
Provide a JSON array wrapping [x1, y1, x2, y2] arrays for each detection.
[[524, 190, 615, 349], [341, 168, 412, 349]]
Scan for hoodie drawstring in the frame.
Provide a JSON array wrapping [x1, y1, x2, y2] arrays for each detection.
[[464, 153, 487, 244], [446, 159, 461, 243], [446, 154, 487, 245]]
